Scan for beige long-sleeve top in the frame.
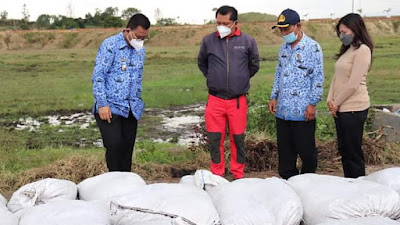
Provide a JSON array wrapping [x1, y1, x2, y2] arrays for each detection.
[[327, 44, 371, 112]]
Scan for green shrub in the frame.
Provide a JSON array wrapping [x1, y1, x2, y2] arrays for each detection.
[[247, 83, 276, 136], [61, 32, 79, 48], [392, 21, 400, 33]]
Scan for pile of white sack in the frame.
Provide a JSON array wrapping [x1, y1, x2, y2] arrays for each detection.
[[2, 168, 400, 225]]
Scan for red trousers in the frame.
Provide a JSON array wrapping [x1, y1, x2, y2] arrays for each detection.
[[205, 94, 247, 179]]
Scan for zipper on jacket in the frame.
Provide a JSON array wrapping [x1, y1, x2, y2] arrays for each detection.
[[226, 38, 229, 95]]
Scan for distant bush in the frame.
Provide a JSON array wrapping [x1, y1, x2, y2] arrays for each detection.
[[157, 18, 178, 26], [61, 33, 79, 48], [3, 33, 10, 48], [24, 33, 42, 44], [239, 12, 277, 23], [23, 32, 56, 47], [392, 21, 400, 32], [20, 23, 30, 30]]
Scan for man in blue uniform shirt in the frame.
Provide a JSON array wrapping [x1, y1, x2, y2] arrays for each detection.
[[268, 9, 324, 179], [92, 14, 150, 171]]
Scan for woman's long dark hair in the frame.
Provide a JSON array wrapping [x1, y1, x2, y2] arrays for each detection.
[[336, 13, 373, 59]]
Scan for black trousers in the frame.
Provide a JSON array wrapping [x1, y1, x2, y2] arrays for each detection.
[[276, 118, 317, 179], [334, 109, 368, 178], [95, 111, 138, 172]]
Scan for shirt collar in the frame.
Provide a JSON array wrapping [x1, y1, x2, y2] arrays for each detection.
[[117, 32, 129, 49], [285, 32, 307, 50], [216, 27, 241, 38]]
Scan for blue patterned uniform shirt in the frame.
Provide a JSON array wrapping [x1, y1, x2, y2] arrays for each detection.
[[270, 34, 324, 121], [92, 32, 146, 120]]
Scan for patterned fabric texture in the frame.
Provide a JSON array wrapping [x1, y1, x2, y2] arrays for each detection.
[[270, 33, 324, 121], [92, 32, 146, 120]]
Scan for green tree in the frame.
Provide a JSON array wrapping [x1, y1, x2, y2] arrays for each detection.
[[36, 14, 51, 29], [49, 15, 59, 29], [1, 10, 8, 20], [21, 4, 30, 22], [100, 7, 122, 27], [121, 7, 141, 21], [103, 16, 123, 28], [20, 4, 30, 29], [103, 7, 118, 17], [0, 10, 7, 26]]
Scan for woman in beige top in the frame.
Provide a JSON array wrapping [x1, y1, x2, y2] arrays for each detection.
[[327, 13, 373, 178]]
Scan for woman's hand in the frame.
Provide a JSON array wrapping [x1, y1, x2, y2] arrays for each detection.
[[327, 100, 338, 118]]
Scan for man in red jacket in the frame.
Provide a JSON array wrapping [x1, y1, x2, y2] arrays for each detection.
[[198, 5, 260, 179]]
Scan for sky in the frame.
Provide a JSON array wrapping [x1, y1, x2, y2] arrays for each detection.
[[0, 0, 399, 24]]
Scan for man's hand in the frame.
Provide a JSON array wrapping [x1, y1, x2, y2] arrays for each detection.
[[99, 106, 112, 123], [305, 105, 316, 122], [268, 99, 277, 114], [327, 100, 338, 118]]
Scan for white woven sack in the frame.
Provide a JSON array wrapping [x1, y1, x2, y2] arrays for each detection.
[[19, 200, 110, 225], [364, 167, 400, 194], [179, 170, 229, 191], [110, 183, 220, 225], [78, 172, 146, 201], [7, 178, 77, 213], [208, 177, 303, 225], [288, 174, 400, 225]]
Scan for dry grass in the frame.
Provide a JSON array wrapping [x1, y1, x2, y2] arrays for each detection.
[[245, 133, 400, 173], [0, 155, 107, 192], [1, 134, 398, 194], [0, 151, 210, 193]]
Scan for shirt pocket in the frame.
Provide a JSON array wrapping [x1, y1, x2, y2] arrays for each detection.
[[296, 61, 314, 78]]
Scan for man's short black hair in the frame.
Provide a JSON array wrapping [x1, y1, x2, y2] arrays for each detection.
[[216, 5, 238, 22], [127, 14, 150, 30]]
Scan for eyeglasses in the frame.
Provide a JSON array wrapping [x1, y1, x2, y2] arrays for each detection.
[[130, 30, 151, 42]]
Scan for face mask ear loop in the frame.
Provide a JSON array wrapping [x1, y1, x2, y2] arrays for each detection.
[[230, 21, 237, 29]]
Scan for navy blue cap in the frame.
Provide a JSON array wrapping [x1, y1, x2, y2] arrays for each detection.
[[271, 9, 300, 29]]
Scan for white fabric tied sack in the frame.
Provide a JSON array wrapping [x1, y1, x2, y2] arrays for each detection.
[[77, 172, 146, 201], [288, 174, 400, 225], [208, 177, 303, 225], [7, 178, 77, 213], [179, 169, 229, 190], [0, 194, 18, 225], [0, 209, 18, 225], [0, 194, 7, 207], [19, 200, 110, 225], [316, 216, 400, 225], [110, 183, 220, 225], [363, 167, 400, 194]]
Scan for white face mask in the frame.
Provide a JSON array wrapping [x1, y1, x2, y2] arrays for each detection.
[[217, 21, 236, 39], [127, 30, 144, 51], [129, 39, 144, 51]]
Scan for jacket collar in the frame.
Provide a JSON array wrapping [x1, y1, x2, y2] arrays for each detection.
[[216, 27, 241, 38]]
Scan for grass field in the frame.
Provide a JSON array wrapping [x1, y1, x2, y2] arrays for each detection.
[[1, 32, 399, 192], [1, 36, 399, 117]]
